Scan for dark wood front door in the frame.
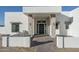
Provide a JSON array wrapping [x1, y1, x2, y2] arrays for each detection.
[[39, 24, 44, 34]]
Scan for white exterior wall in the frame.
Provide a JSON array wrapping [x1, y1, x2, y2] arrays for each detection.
[[23, 6, 61, 13], [57, 36, 63, 48], [64, 37, 79, 48], [68, 8, 79, 37], [0, 12, 29, 35], [2, 36, 7, 47], [57, 36, 79, 48], [2, 36, 31, 47], [56, 30, 59, 35], [0, 27, 6, 34]]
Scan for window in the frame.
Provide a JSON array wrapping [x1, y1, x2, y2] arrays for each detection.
[[12, 23, 19, 32], [37, 21, 46, 23], [37, 21, 41, 23], [42, 21, 46, 23]]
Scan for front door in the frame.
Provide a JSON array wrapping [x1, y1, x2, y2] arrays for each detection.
[[39, 24, 44, 34]]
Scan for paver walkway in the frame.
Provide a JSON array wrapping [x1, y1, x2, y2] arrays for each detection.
[[32, 35, 56, 52]]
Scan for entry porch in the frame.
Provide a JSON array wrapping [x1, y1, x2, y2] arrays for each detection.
[[26, 13, 56, 38]]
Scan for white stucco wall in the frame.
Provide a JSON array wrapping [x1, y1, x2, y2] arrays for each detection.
[[0, 12, 29, 35], [0, 27, 6, 34], [23, 6, 61, 13], [64, 37, 79, 48], [68, 8, 79, 37], [2, 36, 7, 47], [57, 36, 63, 48], [2, 36, 31, 47], [56, 29, 59, 35], [57, 36, 79, 48]]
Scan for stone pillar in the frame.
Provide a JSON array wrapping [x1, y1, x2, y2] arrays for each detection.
[[59, 22, 67, 35], [28, 15, 34, 37], [50, 14, 56, 38]]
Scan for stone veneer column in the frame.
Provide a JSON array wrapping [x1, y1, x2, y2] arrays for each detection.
[[50, 14, 56, 38], [59, 22, 67, 35], [28, 15, 34, 37]]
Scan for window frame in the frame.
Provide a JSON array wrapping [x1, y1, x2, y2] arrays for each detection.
[[11, 23, 20, 32]]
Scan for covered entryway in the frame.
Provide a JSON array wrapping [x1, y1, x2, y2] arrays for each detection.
[[34, 14, 50, 35], [27, 13, 56, 38]]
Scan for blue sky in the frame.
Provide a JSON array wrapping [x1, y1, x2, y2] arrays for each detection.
[[62, 6, 79, 11], [0, 6, 22, 25], [0, 6, 79, 25]]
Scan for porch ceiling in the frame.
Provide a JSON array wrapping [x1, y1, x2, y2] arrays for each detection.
[[24, 13, 59, 18]]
